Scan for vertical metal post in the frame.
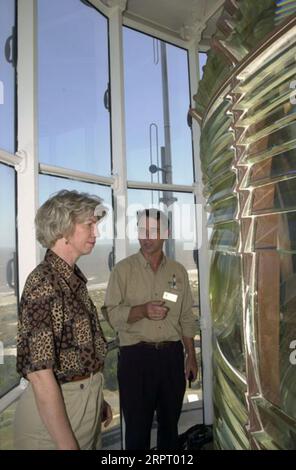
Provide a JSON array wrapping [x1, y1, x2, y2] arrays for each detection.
[[17, 0, 39, 293], [109, 5, 128, 264], [188, 41, 213, 425], [159, 42, 176, 259]]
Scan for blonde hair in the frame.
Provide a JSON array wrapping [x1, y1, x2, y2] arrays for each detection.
[[35, 190, 105, 248]]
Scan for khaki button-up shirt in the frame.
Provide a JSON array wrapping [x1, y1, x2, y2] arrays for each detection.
[[103, 251, 197, 346]]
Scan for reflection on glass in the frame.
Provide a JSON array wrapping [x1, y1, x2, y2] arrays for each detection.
[[0, 164, 18, 397], [123, 28, 193, 185], [279, 253, 296, 422], [210, 253, 245, 373], [0, 0, 15, 153], [38, 0, 111, 175]]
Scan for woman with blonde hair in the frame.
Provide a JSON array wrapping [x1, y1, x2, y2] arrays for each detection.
[[14, 190, 112, 450]]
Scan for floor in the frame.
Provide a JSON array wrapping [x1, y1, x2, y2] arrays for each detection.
[[102, 399, 205, 450]]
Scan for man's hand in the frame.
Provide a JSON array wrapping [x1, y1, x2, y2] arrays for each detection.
[[101, 400, 113, 428], [127, 301, 168, 323], [182, 336, 198, 382], [185, 354, 198, 382], [145, 301, 168, 321]]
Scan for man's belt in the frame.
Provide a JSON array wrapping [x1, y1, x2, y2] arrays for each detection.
[[136, 341, 177, 350]]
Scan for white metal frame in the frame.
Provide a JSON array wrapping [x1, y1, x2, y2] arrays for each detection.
[[39, 163, 114, 187], [188, 42, 213, 425], [108, 3, 129, 262], [17, 0, 39, 292], [0, 149, 22, 168], [0, 0, 214, 432]]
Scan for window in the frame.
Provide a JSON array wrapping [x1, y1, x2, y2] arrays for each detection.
[[0, 0, 18, 401], [0, 0, 16, 153], [38, 0, 111, 175], [124, 28, 194, 185], [0, 163, 18, 397]]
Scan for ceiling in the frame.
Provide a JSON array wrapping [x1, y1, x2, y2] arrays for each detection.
[[101, 0, 224, 46]]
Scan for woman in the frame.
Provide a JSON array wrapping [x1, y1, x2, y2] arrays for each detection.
[[14, 190, 112, 450]]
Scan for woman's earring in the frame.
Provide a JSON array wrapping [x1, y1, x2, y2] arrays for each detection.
[[65, 239, 69, 245]]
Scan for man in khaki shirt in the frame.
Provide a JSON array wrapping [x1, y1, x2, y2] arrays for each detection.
[[103, 209, 198, 450]]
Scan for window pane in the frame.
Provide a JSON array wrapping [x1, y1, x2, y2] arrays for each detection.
[[0, 0, 15, 153], [38, 0, 111, 175], [124, 28, 194, 185], [0, 163, 18, 397], [39, 175, 114, 339]]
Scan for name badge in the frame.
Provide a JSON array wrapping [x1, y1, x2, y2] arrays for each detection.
[[163, 291, 178, 303]]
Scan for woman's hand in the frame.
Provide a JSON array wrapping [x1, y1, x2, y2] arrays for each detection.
[[101, 400, 113, 428]]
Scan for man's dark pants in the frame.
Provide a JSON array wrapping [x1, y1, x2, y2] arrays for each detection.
[[118, 340, 186, 450]]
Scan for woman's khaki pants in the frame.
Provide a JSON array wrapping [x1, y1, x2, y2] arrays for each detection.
[[14, 372, 104, 450]]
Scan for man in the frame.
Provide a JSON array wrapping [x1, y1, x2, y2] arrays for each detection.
[[103, 209, 198, 450]]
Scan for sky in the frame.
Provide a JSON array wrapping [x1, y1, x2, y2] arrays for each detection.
[[0, 0, 15, 154]]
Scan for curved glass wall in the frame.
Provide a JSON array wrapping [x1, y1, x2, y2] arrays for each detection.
[[196, 14, 296, 449]]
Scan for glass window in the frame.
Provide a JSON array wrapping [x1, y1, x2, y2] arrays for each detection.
[[0, 163, 18, 397], [124, 28, 194, 185], [38, 0, 111, 175], [0, 0, 16, 153]]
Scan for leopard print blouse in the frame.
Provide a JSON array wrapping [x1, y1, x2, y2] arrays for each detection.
[[16, 250, 107, 383]]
